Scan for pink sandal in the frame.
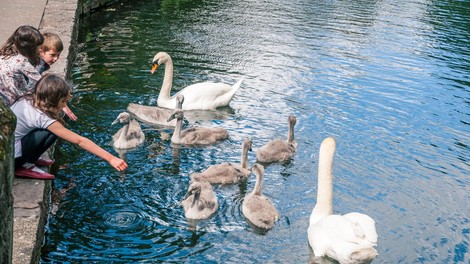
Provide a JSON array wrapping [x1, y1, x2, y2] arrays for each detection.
[[35, 158, 55, 166], [15, 163, 55, 180]]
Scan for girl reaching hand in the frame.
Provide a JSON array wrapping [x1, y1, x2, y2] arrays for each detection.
[[11, 73, 128, 179]]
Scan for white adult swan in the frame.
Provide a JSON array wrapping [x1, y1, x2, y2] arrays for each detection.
[[308, 137, 378, 264], [182, 181, 218, 220], [242, 164, 279, 230], [190, 138, 253, 184], [111, 112, 145, 149], [151, 51, 243, 110], [167, 96, 229, 145], [256, 115, 297, 164]]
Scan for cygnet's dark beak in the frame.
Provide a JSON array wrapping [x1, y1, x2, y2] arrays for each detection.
[[167, 112, 177, 122], [111, 117, 120, 125]]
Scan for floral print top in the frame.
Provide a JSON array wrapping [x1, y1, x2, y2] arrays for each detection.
[[0, 53, 41, 106]]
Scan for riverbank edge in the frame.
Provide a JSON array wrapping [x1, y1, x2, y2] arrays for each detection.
[[12, 0, 121, 263], [12, 1, 79, 262]]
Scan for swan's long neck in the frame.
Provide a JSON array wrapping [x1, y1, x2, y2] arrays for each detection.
[[252, 169, 263, 196], [172, 115, 183, 142], [312, 138, 336, 217], [288, 125, 294, 143], [160, 57, 174, 101], [287, 118, 295, 143], [240, 142, 249, 169]]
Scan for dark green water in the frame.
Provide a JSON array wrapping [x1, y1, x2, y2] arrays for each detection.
[[41, 0, 469, 263]]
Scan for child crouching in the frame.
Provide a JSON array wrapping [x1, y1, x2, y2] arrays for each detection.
[[11, 74, 127, 179]]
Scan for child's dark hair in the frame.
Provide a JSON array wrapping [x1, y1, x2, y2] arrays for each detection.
[[0, 25, 43, 65], [28, 74, 72, 125]]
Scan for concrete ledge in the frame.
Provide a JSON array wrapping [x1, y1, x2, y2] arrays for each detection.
[[12, 178, 51, 264], [11, 0, 79, 263], [4, 0, 121, 263]]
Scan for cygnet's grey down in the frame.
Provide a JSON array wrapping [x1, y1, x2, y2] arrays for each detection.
[[127, 103, 176, 127], [126, 93, 185, 127], [190, 138, 253, 184], [256, 115, 297, 164], [182, 181, 218, 220], [242, 163, 279, 230], [167, 95, 229, 145], [112, 112, 145, 149]]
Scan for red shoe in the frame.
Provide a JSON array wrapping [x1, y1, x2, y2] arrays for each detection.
[[15, 163, 55, 180], [35, 158, 55, 166]]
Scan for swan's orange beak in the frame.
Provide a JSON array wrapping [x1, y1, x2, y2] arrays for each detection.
[[151, 64, 158, 74]]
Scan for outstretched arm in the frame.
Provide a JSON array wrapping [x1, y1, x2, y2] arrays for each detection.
[[47, 121, 128, 171]]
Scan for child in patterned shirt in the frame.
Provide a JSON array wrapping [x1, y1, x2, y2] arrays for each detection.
[[0, 25, 43, 106]]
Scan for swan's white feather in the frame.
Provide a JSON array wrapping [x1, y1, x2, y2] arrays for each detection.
[[308, 137, 378, 264], [152, 51, 243, 110]]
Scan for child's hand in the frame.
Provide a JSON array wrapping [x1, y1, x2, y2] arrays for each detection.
[[109, 157, 128, 171], [63, 105, 78, 121]]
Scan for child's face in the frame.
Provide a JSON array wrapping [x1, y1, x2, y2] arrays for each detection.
[[39, 48, 61, 65]]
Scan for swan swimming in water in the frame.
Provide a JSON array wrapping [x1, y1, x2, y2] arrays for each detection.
[[167, 95, 229, 145], [256, 115, 297, 164], [182, 181, 218, 220], [126, 91, 185, 127], [126, 103, 176, 127], [111, 112, 145, 149], [242, 164, 279, 230], [190, 138, 253, 184], [308, 137, 378, 264], [151, 51, 243, 110]]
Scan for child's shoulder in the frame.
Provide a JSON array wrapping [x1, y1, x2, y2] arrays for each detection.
[[36, 58, 50, 74], [2, 53, 30, 65]]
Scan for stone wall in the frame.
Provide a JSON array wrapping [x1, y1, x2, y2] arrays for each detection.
[[0, 101, 16, 264], [78, 0, 122, 15]]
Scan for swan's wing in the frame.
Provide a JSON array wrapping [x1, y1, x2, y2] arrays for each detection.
[[308, 218, 332, 257], [127, 103, 172, 119], [181, 127, 228, 144], [127, 103, 175, 126], [179, 82, 233, 99], [343, 212, 378, 244], [309, 215, 349, 259], [126, 120, 144, 141], [112, 127, 124, 142], [243, 195, 279, 228], [176, 82, 237, 110], [194, 163, 249, 184], [180, 128, 203, 144], [200, 187, 218, 210], [256, 140, 294, 162], [309, 214, 378, 263]]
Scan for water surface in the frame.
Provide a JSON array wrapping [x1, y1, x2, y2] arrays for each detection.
[[41, 0, 469, 263]]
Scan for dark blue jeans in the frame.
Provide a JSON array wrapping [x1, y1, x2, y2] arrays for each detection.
[[14, 128, 57, 168]]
